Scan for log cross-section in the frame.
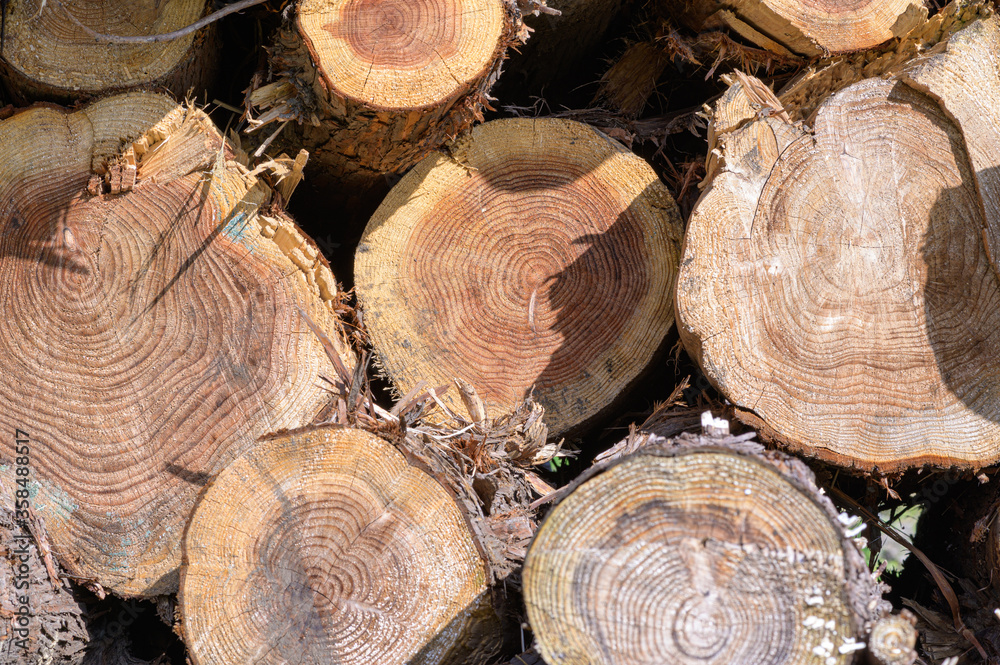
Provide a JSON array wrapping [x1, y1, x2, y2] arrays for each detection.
[[0, 92, 353, 597], [675, 15, 1000, 472], [355, 117, 684, 435], [0, 0, 216, 103], [256, 0, 520, 186], [523, 441, 883, 665], [180, 425, 500, 665]]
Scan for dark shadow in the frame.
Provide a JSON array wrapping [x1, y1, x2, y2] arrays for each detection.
[[921, 116, 1000, 442], [536, 179, 679, 436], [163, 463, 211, 487]]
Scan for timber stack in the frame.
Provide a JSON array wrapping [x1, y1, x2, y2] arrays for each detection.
[[1, 1, 999, 664]]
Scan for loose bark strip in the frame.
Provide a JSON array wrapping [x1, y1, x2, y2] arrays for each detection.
[[180, 425, 501, 665], [0, 0, 217, 103], [675, 15, 1000, 471], [355, 117, 684, 436], [0, 92, 353, 597], [522, 434, 886, 665]]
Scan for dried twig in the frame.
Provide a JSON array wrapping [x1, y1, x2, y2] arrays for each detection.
[[47, 0, 268, 44], [830, 487, 989, 661]]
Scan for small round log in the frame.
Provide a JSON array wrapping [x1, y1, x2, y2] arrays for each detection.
[[522, 436, 884, 665], [180, 425, 501, 665], [675, 15, 1000, 471], [355, 117, 684, 435], [0, 92, 353, 596], [253, 0, 521, 187], [671, 0, 926, 56], [0, 0, 216, 103]]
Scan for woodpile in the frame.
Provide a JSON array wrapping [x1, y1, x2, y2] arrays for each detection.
[[1, 1, 1000, 663]]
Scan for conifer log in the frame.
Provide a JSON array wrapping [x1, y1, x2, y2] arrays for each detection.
[[250, 0, 523, 192], [675, 15, 1000, 471], [522, 435, 885, 665], [180, 425, 501, 665], [670, 0, 926, 56], [0, 93, 353, 597], [355, 118, 683, 436], [776, 0, 992, 124], [0, 0, 216, 103]]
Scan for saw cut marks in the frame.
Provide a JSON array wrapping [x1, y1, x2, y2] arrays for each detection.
[[675, 16, 1000, 471], [523, 444, 875, 665]]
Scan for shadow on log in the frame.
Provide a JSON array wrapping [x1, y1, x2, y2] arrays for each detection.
[[674, 13, 1000, 472], [355, 117, 684, 436], [0, 93, 353, 597]]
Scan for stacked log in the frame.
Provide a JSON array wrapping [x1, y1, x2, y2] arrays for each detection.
[[0, 0, 217, 103], [354, 117, 684, 436], [675, 13, 1000, 471], [0, 92, 353, 597], [248, 0, 526, 201], [180, 425, 502, 665], [522, 433, 887, 664], [668, 0, 927, 57]]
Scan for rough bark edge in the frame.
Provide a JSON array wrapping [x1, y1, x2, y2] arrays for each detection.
[[532, 430, 891, 644], [1, 480, 89, 663], [294, 315, 558, 592], [0, 23, 219, 105], [246, 0, 539, 176], [777, 0, 993, 124]]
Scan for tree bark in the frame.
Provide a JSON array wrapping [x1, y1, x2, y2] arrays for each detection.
[[0, 92, 354, 597], [669, 0, 926, 56], [1, 485, 89, 663], [354, 117, 684, 436], [777, 0, 992, 124], [675, 14, 1000, 472], [180, 425, 503, 665], [522, 432, 888, 665], [0, 0, 218, 104], [248, 0, 525, 198]]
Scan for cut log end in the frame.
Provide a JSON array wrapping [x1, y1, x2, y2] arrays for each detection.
[[299, 0, 508, 110], [522, 442, 881, 665], [0, 0, 215, 102], [677, 15, 1000, 471], [355, 118, 684, 435], [0, 93, 352, 597], [180, 425, 500, 665]]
